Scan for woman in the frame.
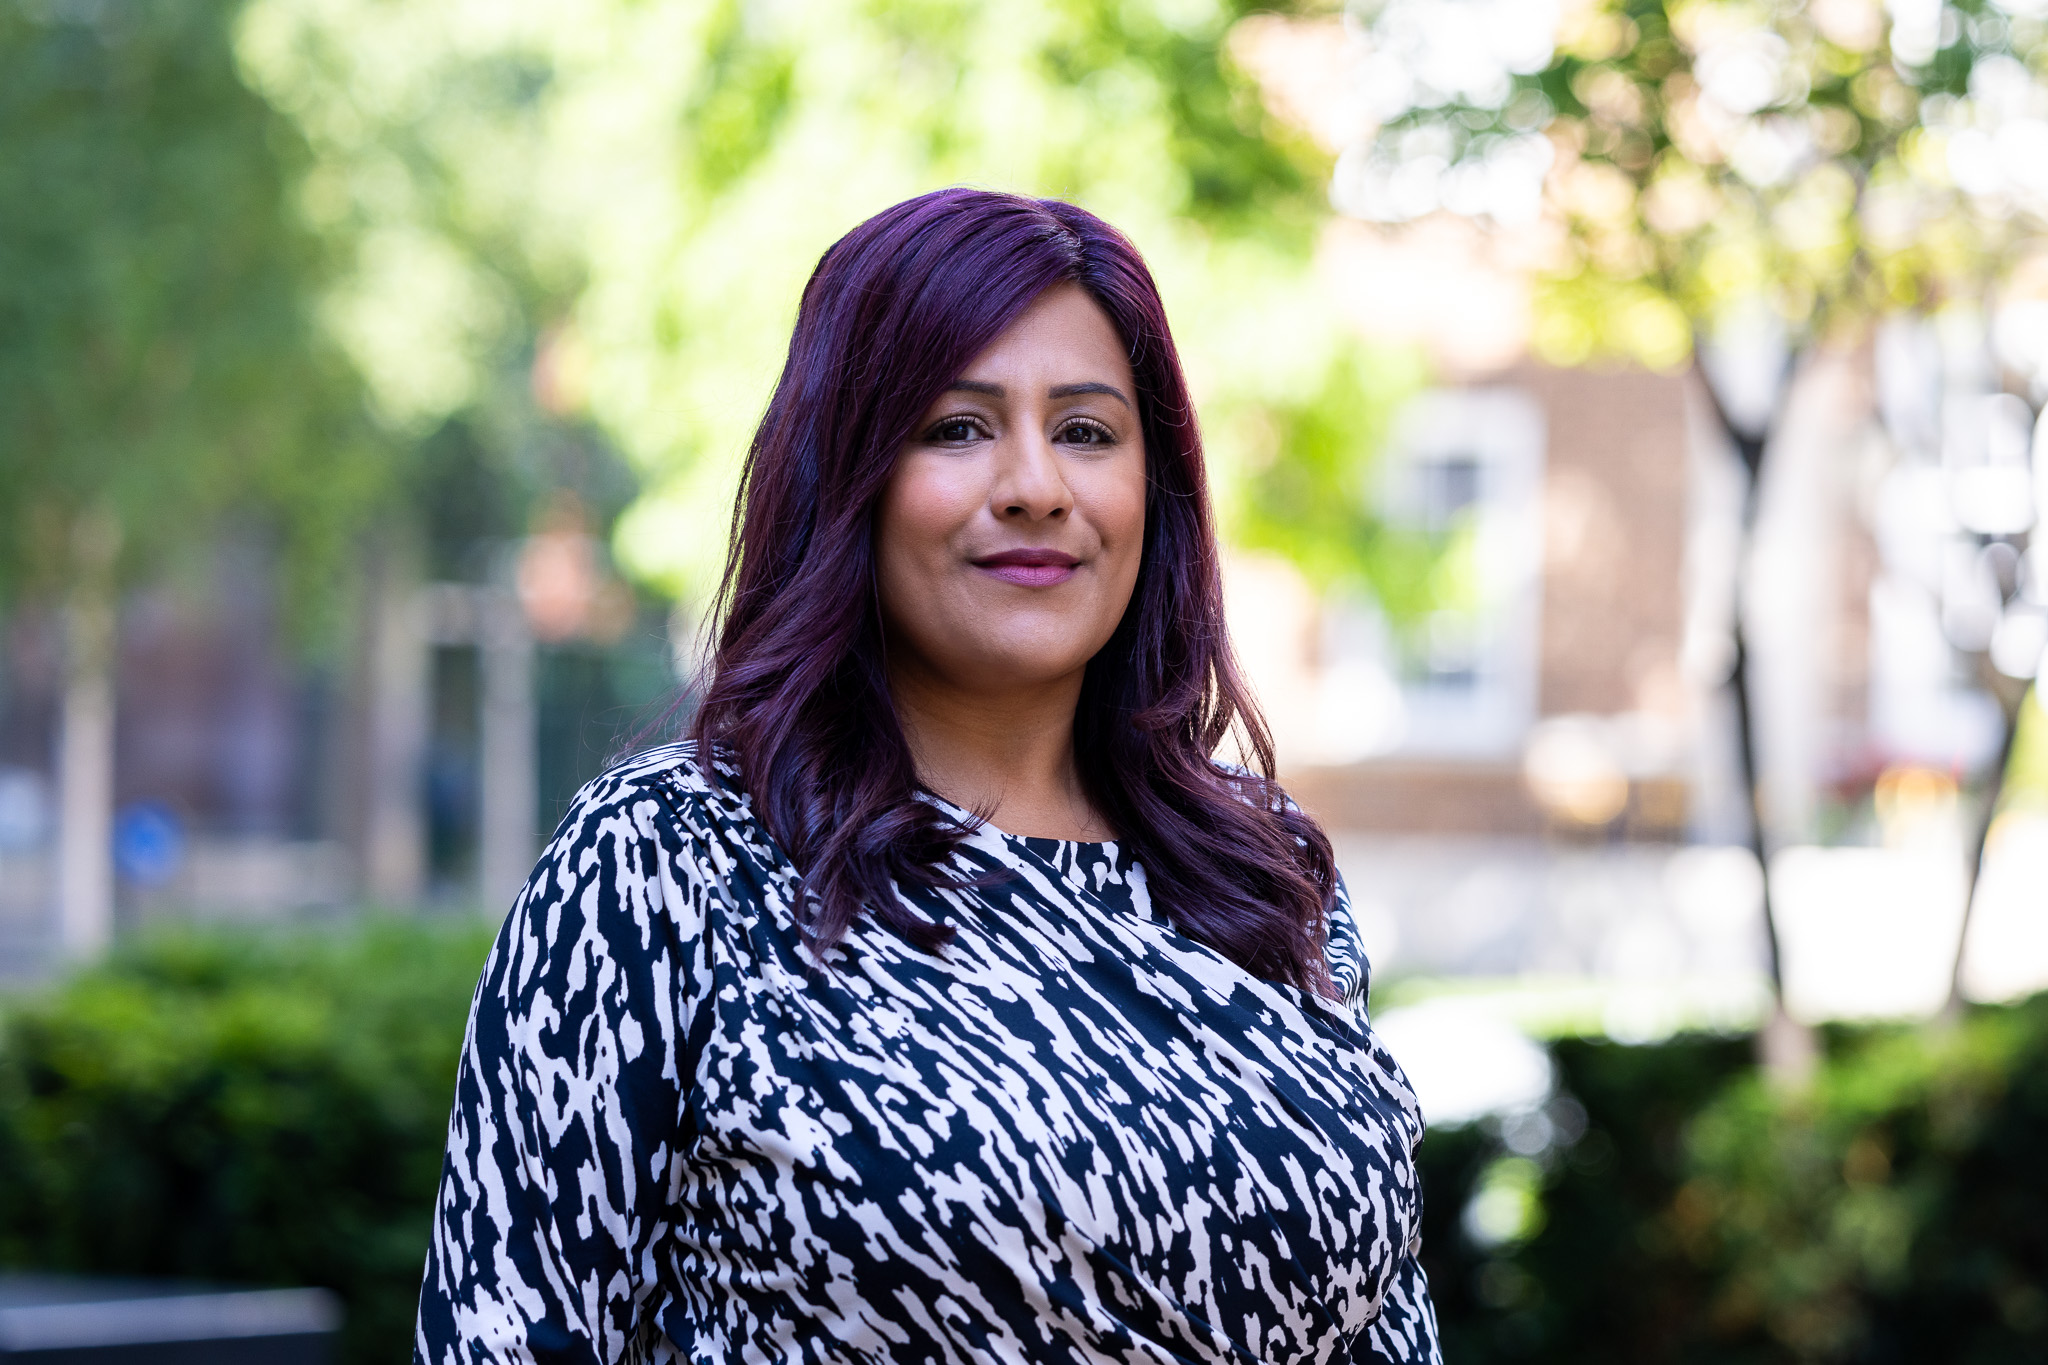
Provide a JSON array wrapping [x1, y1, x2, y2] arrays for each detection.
[[415, 189, 1440, 1365]]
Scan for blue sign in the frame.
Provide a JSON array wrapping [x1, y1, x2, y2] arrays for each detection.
[[114, 801, 186, 888]]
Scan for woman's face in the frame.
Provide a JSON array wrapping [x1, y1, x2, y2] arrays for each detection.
[[877, 283, 1147, 700]]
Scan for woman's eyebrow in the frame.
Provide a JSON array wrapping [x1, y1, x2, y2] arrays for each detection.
[[1049, 381, 1131, 409], [945, 379, 1132, 410]]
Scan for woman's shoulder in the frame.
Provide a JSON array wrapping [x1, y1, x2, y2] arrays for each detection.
[[1205, 757, 1301, 810], [1323, 873, 1369, 1008], [596, 736, 728, 794], [514, 740, 783, 938], [1204, 759, 1369, 1004], [549, 739, 755, 846]]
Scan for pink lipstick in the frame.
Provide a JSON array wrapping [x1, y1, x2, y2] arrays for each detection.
[[973, 548, 1080, 587]]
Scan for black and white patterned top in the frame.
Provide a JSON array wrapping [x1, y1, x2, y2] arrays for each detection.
[[415, 743, 1440, 1364]]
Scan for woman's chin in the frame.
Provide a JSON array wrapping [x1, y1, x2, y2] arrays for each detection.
[[929, 642, 1102, 695]]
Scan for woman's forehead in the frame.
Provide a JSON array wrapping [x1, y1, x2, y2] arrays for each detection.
[[950, 285, 1133, 387]]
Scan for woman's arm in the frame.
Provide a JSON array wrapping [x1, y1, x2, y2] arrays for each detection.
[[1332, 868, 1443, 1364], [1353, 1246, 1444, 1365], [414, 765, 708, 1365]]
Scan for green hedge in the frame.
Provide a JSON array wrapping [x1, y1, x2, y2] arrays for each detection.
[[1418, 1031, 1757, 1360], [0, 919, 496, 1365], [3, 921, 2045, 1364], [1417, 997, 2048, 1364]]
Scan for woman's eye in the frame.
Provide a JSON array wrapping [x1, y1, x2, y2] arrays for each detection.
[[931, 419, 982, 443], [1059, 421, 1113, 446]]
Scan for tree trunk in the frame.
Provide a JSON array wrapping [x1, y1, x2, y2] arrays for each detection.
[[1692, 355, 1816, 1082], [1945, 669, 2029, 1015], [1729, 611, 1817, 1080], [56, 547, 118, 959]]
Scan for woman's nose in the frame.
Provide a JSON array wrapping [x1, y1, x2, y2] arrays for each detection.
[[990, 429, 1071, 521]]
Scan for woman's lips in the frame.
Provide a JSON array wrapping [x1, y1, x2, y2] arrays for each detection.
[[973, 549, 1080, 588]]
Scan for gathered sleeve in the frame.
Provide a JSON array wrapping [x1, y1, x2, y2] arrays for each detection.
[[415, 770, 711, 1365], [1352, 1241, 1444, 1364], [1322, 869, 1373, 1011], [1327, 872, 1444, 1364]]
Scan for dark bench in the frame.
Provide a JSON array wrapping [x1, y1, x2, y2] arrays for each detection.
[[0, 1276, 341, 1363]]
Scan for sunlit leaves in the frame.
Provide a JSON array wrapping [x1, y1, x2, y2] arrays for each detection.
[[1235, 341, 1437, 606], [1344, 0, 2048, 368], [238, 0, 1404, 603]]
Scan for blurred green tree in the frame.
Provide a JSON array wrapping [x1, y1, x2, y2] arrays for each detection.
[[1232, 339, 1441, 606], [1339, 0, 2048, 1045], [1342, 0, 2048, 363], [0, 0, 389, 954], [232, 0, 1422, 610]]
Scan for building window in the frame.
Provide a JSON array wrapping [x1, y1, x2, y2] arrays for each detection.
[[1316, 387, 1546, 762]]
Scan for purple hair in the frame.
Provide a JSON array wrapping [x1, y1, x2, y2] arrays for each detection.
[[690, 188, 1338, 995]]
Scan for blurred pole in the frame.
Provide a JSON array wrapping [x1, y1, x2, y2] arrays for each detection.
[[56, 510, 120, 959], [364, 545, 428, 906], [57, 588, 115, 958], [478, 588, 536, 916]]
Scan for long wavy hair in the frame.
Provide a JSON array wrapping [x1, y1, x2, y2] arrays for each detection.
[[690, 188, 1338, 995]]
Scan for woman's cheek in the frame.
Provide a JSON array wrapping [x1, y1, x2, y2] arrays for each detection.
[[1092, 458, 1147, 571], [908, 458, 986, 548], [882, 457, 969, 571]]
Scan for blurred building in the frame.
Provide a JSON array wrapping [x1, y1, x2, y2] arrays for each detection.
[[0, 556, 343, 975], [0, 512, 676, 980], [1228, 355, 1774, 1043], [1215, 14, 2044, 1087], [1223, 247, 2041, 1063], [1219, 7, 2048, 1125]]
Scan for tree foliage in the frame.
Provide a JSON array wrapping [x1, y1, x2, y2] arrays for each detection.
[[233, 0, 1414, 603], [0, 0, 387, 616], [1233, 339, 1443, 607], [1344, 0, 2048, 366]]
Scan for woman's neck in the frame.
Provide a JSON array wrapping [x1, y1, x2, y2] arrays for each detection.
[[887, 662, 1110, 841]]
